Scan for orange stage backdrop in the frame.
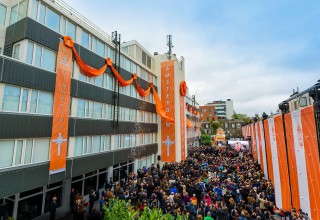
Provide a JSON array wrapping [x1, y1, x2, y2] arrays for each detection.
[[180, 95, 186, 160], [49, 40, 72, 174], [161, 60, 176, 162]]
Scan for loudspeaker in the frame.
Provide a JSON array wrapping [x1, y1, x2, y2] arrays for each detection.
[[157, 155, 161, 160]]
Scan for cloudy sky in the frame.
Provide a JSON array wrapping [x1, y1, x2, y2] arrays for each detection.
[[65, 0, 320, 116]]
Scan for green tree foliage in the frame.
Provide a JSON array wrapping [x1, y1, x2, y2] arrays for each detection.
[[103, 199, 185, 220], [103, 199, 138, 220], [232, 113, 251, 123], [200, 134, 212, 146], [210, 121, 221, 134]]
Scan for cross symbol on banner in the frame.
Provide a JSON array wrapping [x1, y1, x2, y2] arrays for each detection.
[[52, 133, 67, 156], [162, 136, 174, 157]]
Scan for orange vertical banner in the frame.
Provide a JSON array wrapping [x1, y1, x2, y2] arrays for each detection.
[[161, 60, 176, 162], [301, 106, 320, 220], [274, 115, 291, 210], [264, 119, 274, 184], [284, 113, 301, 210], [49, 40, 72, 174], [180, 95, 186, 160]]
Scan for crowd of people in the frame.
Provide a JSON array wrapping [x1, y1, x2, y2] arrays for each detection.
[[69, 144, 308, 220]]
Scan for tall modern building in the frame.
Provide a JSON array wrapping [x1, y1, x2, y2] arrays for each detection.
[[0, 0, 200, 219], [200, 99, 234, 120]]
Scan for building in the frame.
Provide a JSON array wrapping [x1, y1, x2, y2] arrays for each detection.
[[185, 93, 200, 148], [220, 119, 244, 138], [201, 99, 234, 120], [199, 105, 217, 122], [0, 0, 195, 219]]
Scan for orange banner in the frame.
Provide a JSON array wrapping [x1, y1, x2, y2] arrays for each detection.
[[274, 115, 291, 210], [284, 113, 300, 210], [161, 60, 176, 162], [264, 119, 274, 184], [180, 95, 186, 160], [49, 40, 72, 174]]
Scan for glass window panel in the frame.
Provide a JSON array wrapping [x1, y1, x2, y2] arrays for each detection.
[[125, 86, 130, 96], [75, 137, 83, 156], [42, 48, 56, 72], [30, 0, 38, 20], [34, 45, 42, 67], [88, 102, 93, 118], [66, 20, 76, 40], [93, 102, 102, 119], [87, 137, 92, 153], [125, 59, 131, 71], [0, 140, 14, 168], [0, 4, 7, 26], [14, 140, 23, 165], [46, 8, 60, 32], [114, 135, 119, 149], [107, 75, 114, 90], [26, 42, 34, 64], [92, 136, 100, 153], [9, 4, 18, 25], [84, 101, 89, 117], [25, 139, 33, 164], [124, 108, 130, 121], [92, 38, 97, 52], [60, 17, 66, 35], [105, 104, 112, 120], [37, 92, 53, 114], [81, 31, 89, 49], [100, 136, 104, 152], [30, 90, 38, 113], [124, 135, 130, 148], [2, 85, 21, 112], [13, 44, 20, 60], [77, 99, 85, 117], [83, 137, 87, 154], [96, 40, 104, 57], [108, 47, 114, 61], [94, 74, 103, 87], [20, 89, 29, 112], [33, 139, 50, 163], [39, 3, 45, 25], [17, 0, 28, 21], [105, 135, 110, 151], [78, 73, 87, 82]]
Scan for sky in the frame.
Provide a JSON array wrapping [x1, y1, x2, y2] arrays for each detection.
[[65, 0, 320, 116]]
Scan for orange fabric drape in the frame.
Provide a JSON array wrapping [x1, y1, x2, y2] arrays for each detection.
[[106, 58, 136, 87], [135, 80, 151, 97], [180, 81, 187, 96], [151, 84, 174, 124], [186, 118, 192, 128], [64, 36, 107, 77]]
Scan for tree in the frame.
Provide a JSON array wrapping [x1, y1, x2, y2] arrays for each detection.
[[200, 134, 212, 146], [210, 120, 221, 134], [232, 113, 251, 124], [103, 199, 138, 220]]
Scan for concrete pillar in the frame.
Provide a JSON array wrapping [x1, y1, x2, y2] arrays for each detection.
[[12, 193, 19, 220], [62, 178, 72, 213]]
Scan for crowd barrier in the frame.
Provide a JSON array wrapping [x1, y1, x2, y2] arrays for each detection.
[[242, 105, 320, 220]]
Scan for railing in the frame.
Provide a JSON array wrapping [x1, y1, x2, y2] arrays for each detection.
[[49, 0, 113, 46]]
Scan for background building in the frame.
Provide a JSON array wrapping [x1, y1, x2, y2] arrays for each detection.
[[220, 118, 244, 138], [201, 99, 234, 120]]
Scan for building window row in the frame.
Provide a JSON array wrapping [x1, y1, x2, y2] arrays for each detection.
[[0, 83, 54, 115], [12, 40, 57, 73], [137, 154, 153, 170], [71, 132, 156, 157], [9, 0, 27, 25], [0, 138, 50, 169]]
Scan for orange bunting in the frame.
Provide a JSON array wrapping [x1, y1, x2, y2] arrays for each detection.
[[151, 84, 174, 124], [135, 80, 151, 97], [186, 117, 193, 128], [107, 58, 136, 87], [63, 36, 107, 77], [64, 36, 174, 122], [180, 81, 187, 96]]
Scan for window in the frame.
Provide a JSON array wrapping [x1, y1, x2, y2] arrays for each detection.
[[81, 31, 89, 49], [13, 44, 20, 60], [9, 4, 18, 25], [46, 8, 60, 32], [27, 41, 57, 72], [65, 20, 76, 40], [96, 39, 105, 57], [300, 97, 307, 107], [0, 138, 50, 168], [0, 4, 6, 26], [1, 84, 54, 115]]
